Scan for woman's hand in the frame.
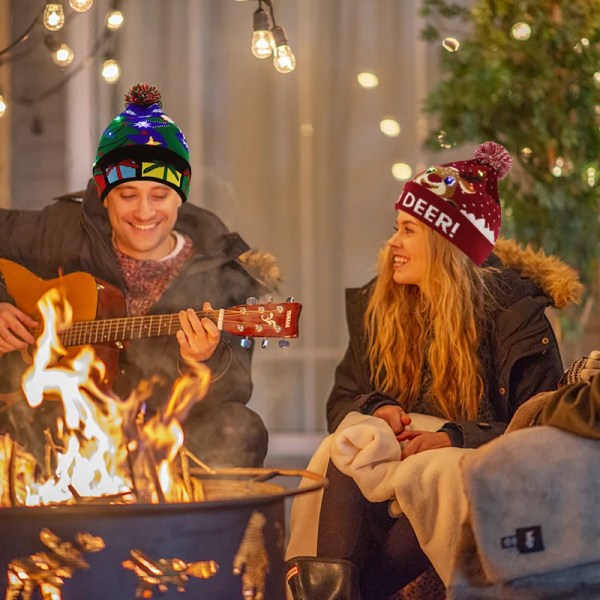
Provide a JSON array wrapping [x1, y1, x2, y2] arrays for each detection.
[[398, 430, 452, 459], [581, 350, 600, 382], [176, 302, 220, 363], [0, 302, 38, 354], [373, 404, 412, 439]]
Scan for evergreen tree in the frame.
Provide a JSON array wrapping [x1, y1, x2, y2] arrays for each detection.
[[421, 0, 600, 298]]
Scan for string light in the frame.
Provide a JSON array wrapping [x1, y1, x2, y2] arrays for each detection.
[[69, 0, 93, 11], [102, 58, 121, 83], [511, 22, 531, 41], [251, 3, 275, 58], [380, 117, 401, 138], [392, 163, 413, 181], [272, 25, 296, 73], [43, 3, 65, 31], [52, 43, 75, 66], [0, 0, 126, 125], [239, 0, 296, 74], [106, 10, 124, 30], [44, 34, 74, 67], [442, 37, 460, 52], [357, 72, 379, 89], [584, 166, 597, 188]]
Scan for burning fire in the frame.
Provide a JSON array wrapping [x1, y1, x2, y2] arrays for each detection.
[[18, 288, 210, 506]]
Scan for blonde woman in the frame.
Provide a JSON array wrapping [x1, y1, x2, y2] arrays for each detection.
[[286, 143, 583, 600]]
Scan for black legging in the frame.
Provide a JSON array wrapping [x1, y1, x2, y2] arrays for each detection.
[[317, 460, 432, 600]]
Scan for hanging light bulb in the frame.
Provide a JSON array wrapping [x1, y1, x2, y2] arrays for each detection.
[[0, 94, 7, 118], [102, 58, 121, 83], [43, 3, 65, 31], [272, 25, 295, 74], [69, 0, 93, 11], [106, 9, 124, 30], [251, 6, 274, 59], [52, 43, 75, 66]]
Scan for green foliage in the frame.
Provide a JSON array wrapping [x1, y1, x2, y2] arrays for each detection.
[[421, 0, 600, 288]]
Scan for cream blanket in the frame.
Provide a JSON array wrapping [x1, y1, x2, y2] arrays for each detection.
[[328, 412, 468, 586], [287, 411, 600, 597], [285, 412, 449, 563]]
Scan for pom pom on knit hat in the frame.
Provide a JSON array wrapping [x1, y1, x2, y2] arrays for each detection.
[[394, 142, 512, 265], [92, 83, 191, 203]]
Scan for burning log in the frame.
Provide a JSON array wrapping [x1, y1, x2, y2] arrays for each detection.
[[0, 435, 37, 507]]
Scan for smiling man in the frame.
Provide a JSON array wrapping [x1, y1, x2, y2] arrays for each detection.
[[0, 84, 271, 468]]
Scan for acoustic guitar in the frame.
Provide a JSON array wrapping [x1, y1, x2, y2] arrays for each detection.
[[0, 258, 301, 395]]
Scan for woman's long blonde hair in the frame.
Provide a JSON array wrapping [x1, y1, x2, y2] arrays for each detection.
[[365, 226, 492, 420]]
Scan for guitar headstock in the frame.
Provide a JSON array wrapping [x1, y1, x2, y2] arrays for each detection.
[[221, 302, 301, 339]]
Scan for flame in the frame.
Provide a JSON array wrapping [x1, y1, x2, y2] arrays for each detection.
[[20, 288, 210, 506]]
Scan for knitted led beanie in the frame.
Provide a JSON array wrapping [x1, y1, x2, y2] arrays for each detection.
[[395, 141, 512, 265], [93, 83, 191, 202]]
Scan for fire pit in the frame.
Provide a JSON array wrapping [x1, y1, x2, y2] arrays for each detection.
[[0, 283, 325, 599], [0, 467, 325, 599]]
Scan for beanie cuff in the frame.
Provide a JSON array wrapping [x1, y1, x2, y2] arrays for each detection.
[[395, 181, 494, 265], [93, 144, 191, 203]]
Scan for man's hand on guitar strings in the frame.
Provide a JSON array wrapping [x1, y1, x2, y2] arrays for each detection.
[[176, 302, 220, 363], [0, 302, 38, 354]]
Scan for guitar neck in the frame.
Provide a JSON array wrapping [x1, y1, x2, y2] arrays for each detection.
[[57, 301, 301, 346], [59, 310, 214, 347]]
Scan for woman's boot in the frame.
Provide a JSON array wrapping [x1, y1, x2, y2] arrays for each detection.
[[285, 556, 361, 600]]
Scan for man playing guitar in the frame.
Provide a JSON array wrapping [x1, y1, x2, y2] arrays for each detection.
[[0, 84, 275, 468]]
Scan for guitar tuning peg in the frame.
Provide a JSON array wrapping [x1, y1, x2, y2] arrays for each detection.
[[246, 296, 258, 305], [278, 339, 290, 349], [286, 296, 295, 303], [241, 337, 253, 349], [261, 338, 269, 349]]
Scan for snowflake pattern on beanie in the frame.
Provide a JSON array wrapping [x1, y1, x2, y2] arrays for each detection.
[[93, 84, 191, 203]]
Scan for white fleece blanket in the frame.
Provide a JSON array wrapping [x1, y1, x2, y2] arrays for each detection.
[[328, 412, 469, 585], [285, 412, 452, 567]]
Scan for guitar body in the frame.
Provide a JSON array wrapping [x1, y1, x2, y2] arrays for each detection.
[[0, 259, 125, 394]]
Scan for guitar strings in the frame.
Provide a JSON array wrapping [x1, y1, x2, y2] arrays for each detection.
[[56, 310, 293, 345]]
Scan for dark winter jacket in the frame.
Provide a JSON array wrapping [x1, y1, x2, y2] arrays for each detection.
[[0, 181, 273, 418], [326, 239, 584, 448]]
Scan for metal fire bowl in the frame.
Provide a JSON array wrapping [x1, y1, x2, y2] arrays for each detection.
[[0, 467, 325, 600]]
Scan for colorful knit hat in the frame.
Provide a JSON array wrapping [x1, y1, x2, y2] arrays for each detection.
[[93, 84, 191, 203], [394, 141, 512, 265]]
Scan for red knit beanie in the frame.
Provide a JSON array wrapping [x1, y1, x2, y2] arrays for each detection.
[[395, 142, 512, 265]]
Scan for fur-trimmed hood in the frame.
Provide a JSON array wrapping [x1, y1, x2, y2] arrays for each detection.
[[238, 250, 282, 295], [493, 238, 584, 309]]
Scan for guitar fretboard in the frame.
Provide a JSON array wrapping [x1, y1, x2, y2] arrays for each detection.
[[59, 310, 215, 347]]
